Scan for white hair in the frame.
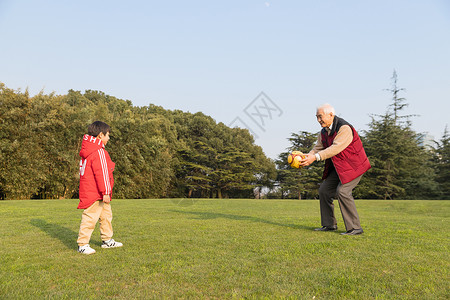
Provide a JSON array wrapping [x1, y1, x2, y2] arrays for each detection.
[[317, 103, 335, 115]]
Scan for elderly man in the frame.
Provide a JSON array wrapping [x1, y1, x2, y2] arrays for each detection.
[[300, 104, 371, 235]]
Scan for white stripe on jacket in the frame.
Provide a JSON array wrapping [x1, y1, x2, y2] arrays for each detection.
[[98, 148, 111, 195]]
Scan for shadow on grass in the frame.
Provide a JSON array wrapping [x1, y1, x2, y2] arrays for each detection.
[[30, 219, 78, 249], [170, 210, 316, 231]]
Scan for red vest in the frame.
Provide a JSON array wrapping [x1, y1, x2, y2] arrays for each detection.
[[321, 117, 371, 184]]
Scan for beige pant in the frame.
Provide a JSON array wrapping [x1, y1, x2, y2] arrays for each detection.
[[77, 200, 113, 246]]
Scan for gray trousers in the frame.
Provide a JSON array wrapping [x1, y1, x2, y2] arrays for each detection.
[[318, 169, 363, 231]]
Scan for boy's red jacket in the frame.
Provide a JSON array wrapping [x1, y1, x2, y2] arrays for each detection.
[[78, 134, 115, 209]]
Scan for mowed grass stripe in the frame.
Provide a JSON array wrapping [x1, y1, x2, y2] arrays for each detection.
[[0, 199, 448, 299]]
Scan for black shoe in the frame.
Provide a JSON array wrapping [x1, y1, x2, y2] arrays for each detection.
[[340, 228, 364, 235], [314, 226, 337, 231]]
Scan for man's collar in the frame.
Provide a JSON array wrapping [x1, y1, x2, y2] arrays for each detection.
[[326, 120, 334, 133]]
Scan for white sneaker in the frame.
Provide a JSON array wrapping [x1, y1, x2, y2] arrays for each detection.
[[101, 239, 123, 248], [78, 244, 96, 255]]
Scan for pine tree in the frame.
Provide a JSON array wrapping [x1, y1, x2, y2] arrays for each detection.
[[385, 70, 418, 126], [362, 71, 438, 199], [434, 126, 450, 199], [272, 131, 323, 199]]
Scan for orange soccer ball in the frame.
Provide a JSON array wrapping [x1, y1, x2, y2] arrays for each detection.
[[287, 151, 305, 169]]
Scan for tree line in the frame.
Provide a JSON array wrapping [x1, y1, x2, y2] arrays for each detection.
[[0, 83, 275, 200], [0, 78, 448, 200], [271, 72, 449, 200]]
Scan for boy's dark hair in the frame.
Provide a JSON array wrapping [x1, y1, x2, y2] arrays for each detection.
[[88, 121, 111, 137]]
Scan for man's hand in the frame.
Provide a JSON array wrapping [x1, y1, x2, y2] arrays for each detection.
[[103, 194, 111, 203], [300, 153, 316, 167]]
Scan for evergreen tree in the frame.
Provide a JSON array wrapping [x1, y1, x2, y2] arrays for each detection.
[[272, 131, 322, 199], [385, 70, 417, 125], [170, 111, 276, 198], [434, 126, 450, 199], [361, 72, 438, 199]]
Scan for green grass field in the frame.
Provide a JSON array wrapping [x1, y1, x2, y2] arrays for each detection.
[[0, 199, 448, 299]]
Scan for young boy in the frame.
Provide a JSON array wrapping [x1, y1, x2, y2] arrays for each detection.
[[77, 121, 123, 254]]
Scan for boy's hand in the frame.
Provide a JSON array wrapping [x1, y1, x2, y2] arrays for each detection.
[[103, 194, 111, 203]]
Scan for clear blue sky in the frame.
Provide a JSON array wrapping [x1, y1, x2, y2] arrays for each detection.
[[1, 0, 449, 159]]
